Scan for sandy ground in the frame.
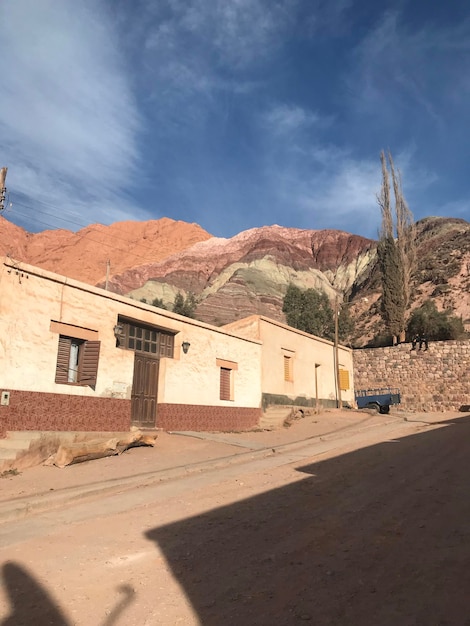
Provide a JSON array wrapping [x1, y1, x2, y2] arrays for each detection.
[[0, 409, 383, 504], [1, 408, 469, 625]]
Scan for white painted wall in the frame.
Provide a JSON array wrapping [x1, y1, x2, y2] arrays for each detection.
[[0, 259, 262, 408]]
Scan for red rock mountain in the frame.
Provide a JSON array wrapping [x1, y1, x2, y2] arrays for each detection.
[[1, 214, 468, 345], [104, 225, 376, 326], [0, 216, 212, 284]]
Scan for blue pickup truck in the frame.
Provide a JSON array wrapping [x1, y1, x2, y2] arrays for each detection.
[[355, 387, 401, 414]]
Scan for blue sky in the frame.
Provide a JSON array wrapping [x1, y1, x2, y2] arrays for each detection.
[[1, 0, 470, 240]]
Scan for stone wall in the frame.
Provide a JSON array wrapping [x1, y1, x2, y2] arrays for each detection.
[[353, 340, 470, 412]]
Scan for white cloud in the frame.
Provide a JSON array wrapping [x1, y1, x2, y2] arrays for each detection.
[[287, 157, 382, 233], [263, 104, 332, 135], [0, 0, 148, 230], [139, 0, 299, 102], [348, 11, 470, 124]]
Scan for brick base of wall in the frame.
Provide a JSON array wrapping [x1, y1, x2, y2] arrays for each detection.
[[0, 390, 131, 437], [0, 391, 261, 437], [157, 404, 261, 432]]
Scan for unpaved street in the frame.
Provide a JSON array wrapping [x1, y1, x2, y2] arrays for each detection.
[[1, 413, 470, 625]]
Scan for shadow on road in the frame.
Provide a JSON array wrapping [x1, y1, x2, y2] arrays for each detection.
[[1, 562, 136, 626], [146, 415, 470, 625], [1, 562, 69, 626]]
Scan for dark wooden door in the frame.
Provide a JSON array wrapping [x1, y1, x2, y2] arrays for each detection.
[[131, 353, 159, 428]]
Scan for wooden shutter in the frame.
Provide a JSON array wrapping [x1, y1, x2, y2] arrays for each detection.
[[159, 332, 174, 357], [284, 356, 292, 381], [55, 336, 71, 384], [339, 368, 350, 391], [79, 341, 101, 390], [220, 367, 231, 401]]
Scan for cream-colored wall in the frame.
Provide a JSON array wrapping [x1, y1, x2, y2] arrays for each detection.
[[225, 316, 354, 405], [0, 260, 261, 407], [258, 318, 354, 404], [159, 327, 261, 407], [222, 316, 261, 341]]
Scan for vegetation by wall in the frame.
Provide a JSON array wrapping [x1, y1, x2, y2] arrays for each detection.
[[353, 340, 470, 412]]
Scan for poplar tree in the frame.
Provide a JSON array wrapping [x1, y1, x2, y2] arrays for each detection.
[[377, 151, 416, 344]]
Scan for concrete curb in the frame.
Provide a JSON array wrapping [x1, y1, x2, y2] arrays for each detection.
[[0, 448, 275, 524], [0, 415, 408, 525]]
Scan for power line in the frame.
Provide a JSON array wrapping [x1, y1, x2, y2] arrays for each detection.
[[8, 193, 197, 259], [5, 208, 165, 267], [5, 197, 195, 268]]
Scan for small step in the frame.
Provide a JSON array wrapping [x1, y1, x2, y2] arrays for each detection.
[[259, 406, 294, 430], [6, 430, 44, 440], [0, 431, 45, 469], [0, 439, 33, 450]]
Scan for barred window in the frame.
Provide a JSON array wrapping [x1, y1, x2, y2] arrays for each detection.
[[116, 320, 174, 357]]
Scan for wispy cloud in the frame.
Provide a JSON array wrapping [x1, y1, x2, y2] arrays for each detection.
[[2, 1, 467, 239], [348, 12, 470, 126], [262, 104, 332, 135], [0, 0, 149, 230], [136, 0, 299, 106]]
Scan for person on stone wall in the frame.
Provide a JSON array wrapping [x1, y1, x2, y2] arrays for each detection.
[[411, 334, 420, 350], [419, 333, 429, 351]]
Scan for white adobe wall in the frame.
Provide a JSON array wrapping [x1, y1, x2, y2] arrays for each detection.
[[0, 259, 262, 408]]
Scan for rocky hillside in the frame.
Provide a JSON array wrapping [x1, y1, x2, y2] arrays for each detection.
[[1, 214, 468, 346], [106, 225, 376, 326], [347, 217, 470, 343], [0, 216, 211, 284]]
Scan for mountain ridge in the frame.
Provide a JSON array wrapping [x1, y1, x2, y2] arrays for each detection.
[[1, 214, 468, 345]]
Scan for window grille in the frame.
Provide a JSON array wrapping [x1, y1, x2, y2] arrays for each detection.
[[117, 321, 174, 357]]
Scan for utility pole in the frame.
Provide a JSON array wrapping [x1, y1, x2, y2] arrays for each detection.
[[105, 259, 110, 291], [0, 167, 7, 212], [334, 296, 343, 409]]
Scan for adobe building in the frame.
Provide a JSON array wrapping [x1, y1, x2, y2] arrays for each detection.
[[223, 315, 354, 411], [0, 256, 354, 437]]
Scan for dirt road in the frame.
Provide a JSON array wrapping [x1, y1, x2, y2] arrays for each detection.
[[1, 413, 469, 625]]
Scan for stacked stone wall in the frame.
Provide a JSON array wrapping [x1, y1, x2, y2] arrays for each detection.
[[353, 340, 470, 412]]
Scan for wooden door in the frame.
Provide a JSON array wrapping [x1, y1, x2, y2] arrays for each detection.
[[131, 353, 159, 428]]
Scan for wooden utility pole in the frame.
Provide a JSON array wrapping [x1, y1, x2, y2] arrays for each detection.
[[0, 167, 7, 212], [105, 259, 110, 290], [334, 296, 343, 409]]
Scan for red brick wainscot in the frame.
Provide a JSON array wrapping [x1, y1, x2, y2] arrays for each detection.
[[156, 404, 262, 432], [0, 390, 131, 437]]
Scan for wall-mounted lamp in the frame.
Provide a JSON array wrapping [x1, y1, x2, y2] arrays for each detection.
[[114, 323, 124, 338], [182, 340, 191, 354]]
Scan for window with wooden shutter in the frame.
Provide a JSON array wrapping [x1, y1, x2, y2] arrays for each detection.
[[339, 368, 350, 391], [284, 355, 293, 382], [55, 336, 71, 384], [55, 335, 100, 390], [220, 367, 232, 401], [79, 341, 100, 389]]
